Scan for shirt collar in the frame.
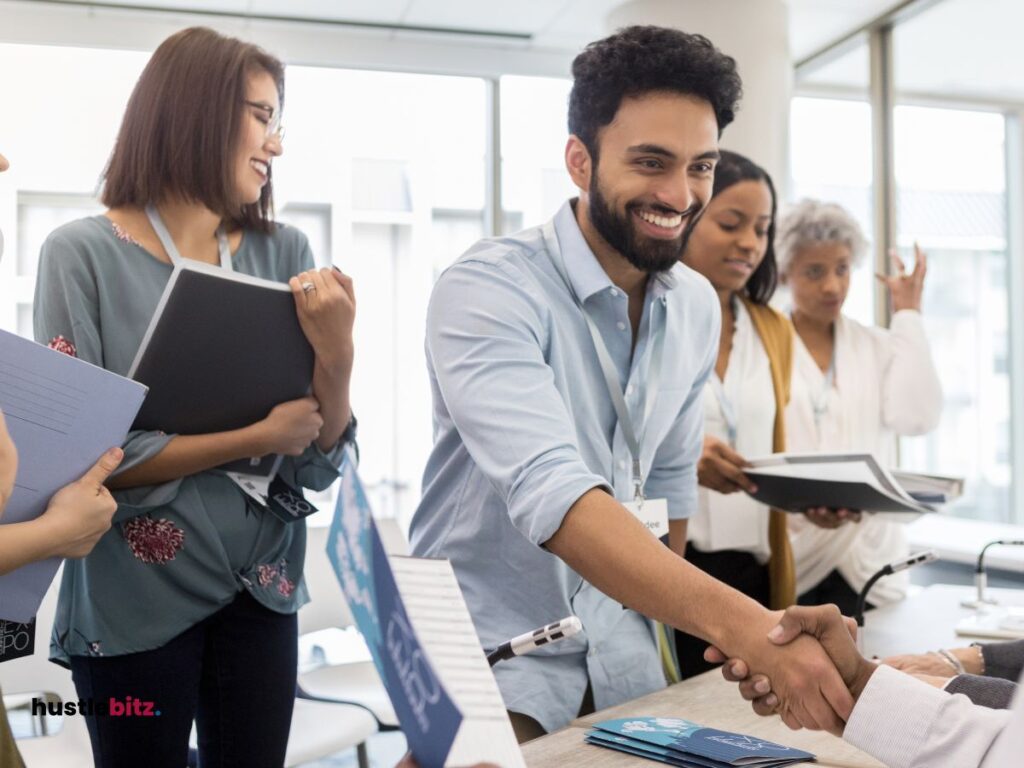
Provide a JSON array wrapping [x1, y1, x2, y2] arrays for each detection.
[[551, 199, 680, 304]]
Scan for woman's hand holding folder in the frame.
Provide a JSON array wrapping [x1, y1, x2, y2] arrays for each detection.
[[289, 266, 356, 451], [250, 397, 325, 457]]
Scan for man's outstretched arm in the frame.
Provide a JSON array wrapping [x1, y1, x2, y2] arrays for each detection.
[[546, 490, 854, 734]]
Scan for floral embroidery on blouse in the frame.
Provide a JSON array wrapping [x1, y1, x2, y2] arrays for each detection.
[[122, 517, 185, 565], [110, 220, 142, 246], [257, 563, 279, 587], [47, 335, 77, 358], [252, 558, 294, 596], [277, 577, 296, 597]]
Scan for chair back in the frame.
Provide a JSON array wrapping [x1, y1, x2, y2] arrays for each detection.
[[299, 524, 355, 636]]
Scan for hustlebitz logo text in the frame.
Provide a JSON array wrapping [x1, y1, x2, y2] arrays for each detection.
[[31, 696, 161, 717]]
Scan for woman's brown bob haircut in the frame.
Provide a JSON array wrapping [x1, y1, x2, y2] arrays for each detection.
[[102, 27, 284, 232]]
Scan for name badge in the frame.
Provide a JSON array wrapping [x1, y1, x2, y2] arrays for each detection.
[[622, 497, 669, 540], [267, 475, 319, 524], [0, 618, 36, 663]]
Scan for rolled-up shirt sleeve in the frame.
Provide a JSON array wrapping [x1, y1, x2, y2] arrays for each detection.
[[426, 258, 610, 546], [643, 304, 719, 521]]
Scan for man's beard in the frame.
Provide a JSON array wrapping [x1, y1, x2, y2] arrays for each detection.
[[588, 172, 700, 274]]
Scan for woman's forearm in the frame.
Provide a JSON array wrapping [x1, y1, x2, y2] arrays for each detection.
[[311, 359, 352, 452], [108, 426, 267, 489]]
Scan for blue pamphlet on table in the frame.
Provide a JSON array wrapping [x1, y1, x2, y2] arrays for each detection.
[[586, 717, 815, 767]]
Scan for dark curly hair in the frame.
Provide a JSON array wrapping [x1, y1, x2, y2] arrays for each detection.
[[568, 25, 742, 161], [683, 149, 779, 305]]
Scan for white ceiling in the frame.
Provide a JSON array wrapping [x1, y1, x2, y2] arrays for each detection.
[[26, 0, 1024, 103], [34, 0, 905, 60]]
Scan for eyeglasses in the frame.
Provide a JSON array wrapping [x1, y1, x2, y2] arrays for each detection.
[[245, 100, 285, 143]]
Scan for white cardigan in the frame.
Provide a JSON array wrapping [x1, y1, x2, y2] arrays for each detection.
[[786, 310, 943, 605]]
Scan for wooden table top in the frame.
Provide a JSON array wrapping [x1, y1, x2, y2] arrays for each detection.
[[522, 669, 882, 768]]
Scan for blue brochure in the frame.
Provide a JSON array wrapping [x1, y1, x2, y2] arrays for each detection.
[[327, 450, 462, 768], [589, 717, 815, 767]]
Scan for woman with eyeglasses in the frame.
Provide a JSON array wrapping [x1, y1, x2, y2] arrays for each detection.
[[32, 28, 356, 767]]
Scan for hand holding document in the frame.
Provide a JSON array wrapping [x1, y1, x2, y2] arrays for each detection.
[[326, 450, 524, 768], [742, 452, 962, 518], [0, 329, 146, 621]]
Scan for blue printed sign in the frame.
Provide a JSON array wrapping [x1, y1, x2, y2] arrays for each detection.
[[327, 449, 463, 768]]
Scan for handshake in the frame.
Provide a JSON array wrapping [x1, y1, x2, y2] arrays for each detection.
[[706, 605, 878, 737]]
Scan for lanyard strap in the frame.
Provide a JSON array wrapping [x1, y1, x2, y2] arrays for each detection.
[[790, 311, 838, 434], [812, 350, 837, 430], [709, 373, 738, 447], [145, 204, 232, 270], [544, 222, 665, 500]]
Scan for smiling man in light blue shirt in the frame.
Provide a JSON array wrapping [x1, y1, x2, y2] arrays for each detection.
[[410, 25, 854, 740]]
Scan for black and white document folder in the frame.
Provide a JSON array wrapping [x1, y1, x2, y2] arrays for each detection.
[[128, 260, 314, 476], [743, 452, 962, 518]]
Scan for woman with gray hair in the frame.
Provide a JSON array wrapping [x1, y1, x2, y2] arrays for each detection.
[[778, 198, 942, 613]]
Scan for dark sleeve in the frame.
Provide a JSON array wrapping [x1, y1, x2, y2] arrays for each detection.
[[945, 674, 1018, 710], [982, 638, 1024, 681]]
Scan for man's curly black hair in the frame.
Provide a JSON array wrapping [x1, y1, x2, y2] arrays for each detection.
[[568, 25, 742, 160]]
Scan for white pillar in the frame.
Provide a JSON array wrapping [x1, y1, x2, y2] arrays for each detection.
[[606, 0, 792, 194]]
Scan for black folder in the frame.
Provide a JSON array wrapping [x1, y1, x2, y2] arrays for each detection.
[[128, 260, 314, 476], [743, 453, 943, 516]]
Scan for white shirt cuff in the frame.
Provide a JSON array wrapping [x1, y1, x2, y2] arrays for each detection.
[[844, 665, 951, 768]]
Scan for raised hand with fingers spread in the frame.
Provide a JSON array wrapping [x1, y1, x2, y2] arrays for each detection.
[[877, 242, 927, 313]]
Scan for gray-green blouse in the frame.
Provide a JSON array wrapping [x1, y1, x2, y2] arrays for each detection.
[[33, 215, 348, 665]]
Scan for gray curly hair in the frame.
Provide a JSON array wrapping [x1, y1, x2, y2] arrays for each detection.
[[776, 199, 869, 275]]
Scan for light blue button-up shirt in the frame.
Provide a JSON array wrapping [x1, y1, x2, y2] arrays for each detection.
[[410, 200, 720, 733]]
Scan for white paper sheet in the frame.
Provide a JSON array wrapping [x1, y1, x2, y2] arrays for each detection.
[[390, 556, 526, 768]]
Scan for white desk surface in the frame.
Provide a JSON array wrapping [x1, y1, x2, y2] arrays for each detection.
[[522, 582, 1024, 768]]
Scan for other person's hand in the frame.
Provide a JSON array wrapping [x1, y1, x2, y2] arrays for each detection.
[[290, 266, 356, 377], [0, 409, 18, 519], [712, 608, 856, 735], [877, 243, 926, 313], [803, 507, 862, 529], [697, 435, 757, 494], [41, 447, 124, 558], [706, 605, 871, 734], [882, 646, 983, 677], [252, 397, 324, 456]]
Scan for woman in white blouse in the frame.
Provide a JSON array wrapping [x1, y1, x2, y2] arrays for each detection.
[[778, 199, 942, 613], [674, 151, 796, 678]]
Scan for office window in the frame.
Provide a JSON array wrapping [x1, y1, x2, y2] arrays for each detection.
[[500, 75, 576, 234], [893, 106, 1010, 523], [787, 96, 875, 325]]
